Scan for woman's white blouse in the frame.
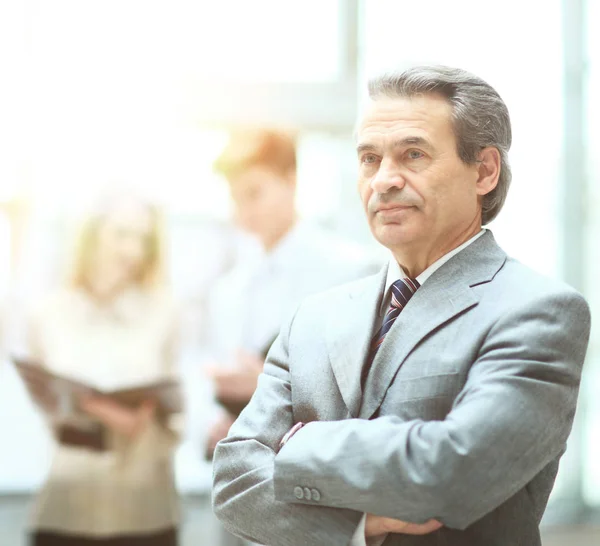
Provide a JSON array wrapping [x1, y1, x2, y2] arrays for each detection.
[[27, 287, 181, 537]]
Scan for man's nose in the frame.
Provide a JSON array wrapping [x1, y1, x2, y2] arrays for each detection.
[[370, 158, 406, 194]]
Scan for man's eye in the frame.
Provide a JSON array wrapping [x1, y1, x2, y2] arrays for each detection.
[[407, 150, 425, 160], [362, 154, 378, 164]]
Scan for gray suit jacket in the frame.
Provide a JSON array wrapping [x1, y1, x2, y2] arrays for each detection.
[[212, 232, 591, 546]]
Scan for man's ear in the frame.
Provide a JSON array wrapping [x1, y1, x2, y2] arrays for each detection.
[[476, 147, 501, 197]]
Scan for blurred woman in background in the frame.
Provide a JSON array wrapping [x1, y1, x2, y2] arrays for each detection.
[[25, 191, 182, 546]]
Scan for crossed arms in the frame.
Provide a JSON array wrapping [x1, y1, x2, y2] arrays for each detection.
[[212, 291, 590, 546]]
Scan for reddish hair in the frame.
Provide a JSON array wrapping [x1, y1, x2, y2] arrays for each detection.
[[214, 129, 297, 181]]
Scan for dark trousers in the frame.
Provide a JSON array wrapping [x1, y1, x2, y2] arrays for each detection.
[[31, 528, 178, 546]]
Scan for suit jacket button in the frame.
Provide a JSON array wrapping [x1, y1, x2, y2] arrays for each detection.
[[303, 487, 312, 501], [311, 488, 321, 502], [294, 486, 304, 499]]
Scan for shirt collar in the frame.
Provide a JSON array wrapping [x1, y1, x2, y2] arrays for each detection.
[[246, 219, 313, 275], [380, 229, 486, 314]]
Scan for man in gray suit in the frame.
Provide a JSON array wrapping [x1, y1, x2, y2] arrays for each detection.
[[212, 65, 592, 545]]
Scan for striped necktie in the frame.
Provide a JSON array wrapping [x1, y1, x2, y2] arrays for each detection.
[[362, 277, 420, 387]]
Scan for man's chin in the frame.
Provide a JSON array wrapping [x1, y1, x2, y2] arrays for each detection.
[[372, 224, 419, 249]]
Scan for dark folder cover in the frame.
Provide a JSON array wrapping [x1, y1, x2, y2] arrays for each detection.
[[12, 356, 181, 451]]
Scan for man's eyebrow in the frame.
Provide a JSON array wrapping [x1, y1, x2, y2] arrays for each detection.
[[356, 137, 434, 155], [392, 136, 433, 149], [356, 142, 377, 155]]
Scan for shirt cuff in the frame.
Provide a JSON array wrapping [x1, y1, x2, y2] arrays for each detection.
[[349, 514, 388, 546]]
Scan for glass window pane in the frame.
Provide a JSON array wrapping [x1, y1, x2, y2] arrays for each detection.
[[29, 128, 232, 218], [188, 0, 342, 82], [32, 0, 342, 84], [363, 0, 563, 278]]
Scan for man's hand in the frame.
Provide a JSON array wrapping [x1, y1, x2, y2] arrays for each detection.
[[206, 350, 264, 402], [206, 412, 236, 456], [365, 514, 443, 537], [29, 383, 59, 414], [79, 395, 156, 438]]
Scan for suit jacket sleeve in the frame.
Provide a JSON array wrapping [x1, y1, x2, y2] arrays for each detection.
[[273, 289, 591, 530], [212, 307, 363, 546]]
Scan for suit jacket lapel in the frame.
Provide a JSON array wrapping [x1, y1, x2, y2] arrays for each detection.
[[359, 231, 507, 419], [326, 265, 388, 418]]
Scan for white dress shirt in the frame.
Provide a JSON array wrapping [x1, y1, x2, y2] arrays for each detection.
[[207, 220, 379, 366], [350, 229, 486, 546], [207, 221, 378, 546], [27, 287, 181, 537]]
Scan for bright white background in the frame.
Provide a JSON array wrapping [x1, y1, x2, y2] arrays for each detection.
[[0, 0, 597, 513]]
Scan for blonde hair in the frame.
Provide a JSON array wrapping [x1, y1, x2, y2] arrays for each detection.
[[67, 191, 167, 291]]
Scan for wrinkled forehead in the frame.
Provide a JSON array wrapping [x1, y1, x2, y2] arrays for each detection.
[[354, 94, 454, 143]]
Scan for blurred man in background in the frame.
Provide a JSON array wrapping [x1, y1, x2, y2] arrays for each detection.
[[204, 129, 378, 545]]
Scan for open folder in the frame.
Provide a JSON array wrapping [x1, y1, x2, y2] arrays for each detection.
[[12, 356, 182, 451]]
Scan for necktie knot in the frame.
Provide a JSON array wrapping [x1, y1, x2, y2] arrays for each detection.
[[390, 277, 420, 310]]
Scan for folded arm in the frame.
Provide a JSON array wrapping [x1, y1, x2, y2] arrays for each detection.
[[273, 291, 591, 529], [212, 309, 363, 546]]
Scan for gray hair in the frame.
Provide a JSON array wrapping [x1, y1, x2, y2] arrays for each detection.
[[368, 65, 512, 225]]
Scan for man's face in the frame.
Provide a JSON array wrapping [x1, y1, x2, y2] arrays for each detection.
[[356, 94, 482, 254], [228, 165, 296, 243]]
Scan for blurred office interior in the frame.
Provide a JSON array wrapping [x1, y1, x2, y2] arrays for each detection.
[[0, 0, 598, 544]]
